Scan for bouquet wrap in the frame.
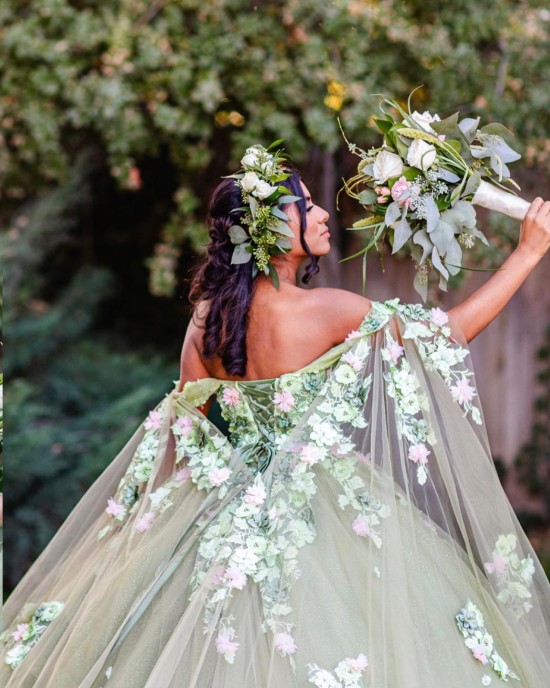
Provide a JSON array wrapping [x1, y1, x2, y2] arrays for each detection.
[[472, 180, 530, 221]]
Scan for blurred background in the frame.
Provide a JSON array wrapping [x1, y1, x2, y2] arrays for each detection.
[[1, 0, 550, 597]]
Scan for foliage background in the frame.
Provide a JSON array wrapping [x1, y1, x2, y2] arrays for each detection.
[[2, 0, 550, 595]]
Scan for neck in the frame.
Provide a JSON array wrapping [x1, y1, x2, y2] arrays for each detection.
[[269, 255, 304, 285]]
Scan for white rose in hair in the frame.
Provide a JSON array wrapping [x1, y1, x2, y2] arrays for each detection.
[[241, 148, 261, 169], [241, 171, 260, 192], [260, 158, 276, 176], [253, 180, 277, 199], [410, 110, 441, 133], [373, 151, 404, 184], [407, 139, 437, 171]]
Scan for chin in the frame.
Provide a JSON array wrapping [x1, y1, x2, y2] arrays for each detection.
[[312, 249, 330, 259], [317, 242, 331, 257]]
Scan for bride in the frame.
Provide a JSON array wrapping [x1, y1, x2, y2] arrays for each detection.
[[1, 146, 550, 688]]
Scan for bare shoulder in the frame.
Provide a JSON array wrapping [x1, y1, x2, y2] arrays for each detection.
[[306, 288, 373, 342]]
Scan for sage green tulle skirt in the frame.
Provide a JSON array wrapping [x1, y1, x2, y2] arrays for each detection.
[[2, 300, 549, 687]]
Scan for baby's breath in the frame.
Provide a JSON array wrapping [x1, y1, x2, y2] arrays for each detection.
[[415, 262, 429, 285], [458, 232, 475, 249]]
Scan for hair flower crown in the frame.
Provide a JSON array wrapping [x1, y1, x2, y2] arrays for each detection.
[[226, 140, 301, 287]]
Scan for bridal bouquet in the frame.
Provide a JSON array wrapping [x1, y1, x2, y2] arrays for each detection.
[[341, 93, 529, 299]]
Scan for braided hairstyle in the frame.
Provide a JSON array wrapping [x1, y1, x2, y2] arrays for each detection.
[[189, 168, 320, 377]]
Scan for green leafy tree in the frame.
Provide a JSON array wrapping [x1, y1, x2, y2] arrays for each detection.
[[2, 0, 549, 294], [3, 160, 177, 596]]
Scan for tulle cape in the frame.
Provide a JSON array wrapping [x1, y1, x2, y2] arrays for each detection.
[[1, 298, 549, 688]]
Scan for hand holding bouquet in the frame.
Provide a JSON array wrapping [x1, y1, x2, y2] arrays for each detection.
[[341, 93, 529, 299]]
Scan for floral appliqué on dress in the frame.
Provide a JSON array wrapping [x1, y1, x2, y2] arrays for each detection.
[[485, 534, 535, 619], [307, 652, 369, 687], [1, 601, 64, 671], [455, 600, 519, 682], [380, 300, 482, 485], [183, 305, 393, 672]]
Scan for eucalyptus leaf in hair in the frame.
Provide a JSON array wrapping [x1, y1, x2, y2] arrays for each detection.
[[228, 225, 248, 244], [230, 242, 253, 264]]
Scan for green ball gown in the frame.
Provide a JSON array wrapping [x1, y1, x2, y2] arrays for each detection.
[[1, 299, 550, 687]]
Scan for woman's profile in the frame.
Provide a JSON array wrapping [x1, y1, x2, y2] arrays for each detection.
[[2, 145, 550, 687]]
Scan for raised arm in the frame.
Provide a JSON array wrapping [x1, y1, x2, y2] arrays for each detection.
[[448, 198, 550, 343]]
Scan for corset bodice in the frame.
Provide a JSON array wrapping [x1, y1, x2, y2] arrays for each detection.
[[213, 368, 329, 472]]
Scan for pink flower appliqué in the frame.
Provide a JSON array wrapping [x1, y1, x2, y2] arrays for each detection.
[[106, 497, 125, 517], [135, 511, 156, 532], [274, 632, 297, 656], [222, 387, 240, 407], [345, 329, 362, 342], [210, 566, 226, 585], [429, 306, 449, 327], [175, 466, 192, 483], [484, 554, 507, 575], [244, 482, 267, 506], [386, 340, 404, 364], [215, 632, 240, 656], [342, 351, 363, 372], [224, 566, 247, 590], [300, 445, 322, 466], [352, 514, 371, 537], [450, 377, 476, 405], [355, 451, 371, 464], [144, 410, 163, 431], [12, 624, 29, 642], [208, 466, 231, 487], [471, 642, 489, 665], [174, 416, 193, 436], [408, 443, 430, 465], [274, 390, 295, 412], [348, 653, 369, 671]]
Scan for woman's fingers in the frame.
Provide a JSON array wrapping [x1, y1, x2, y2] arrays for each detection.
[[526, 196, 544, 218], [518, 196, 550, 259]]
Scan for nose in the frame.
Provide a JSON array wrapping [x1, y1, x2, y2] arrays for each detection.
[[319, 206, 330, 223]]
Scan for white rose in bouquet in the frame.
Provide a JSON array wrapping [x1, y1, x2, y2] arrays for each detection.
[[373, 151, 404, 183], [407, 139, 437, 171], [240, 171, 260, 193], [253, 180, 278, 199], [410, 110, 441, 133]]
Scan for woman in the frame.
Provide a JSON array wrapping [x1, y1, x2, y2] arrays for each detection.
[[1, 147, 550, 688]]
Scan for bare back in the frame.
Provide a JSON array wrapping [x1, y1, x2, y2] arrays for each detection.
[[177, 282, 373, 389]]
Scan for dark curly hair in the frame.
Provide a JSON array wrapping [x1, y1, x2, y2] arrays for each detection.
[[189, 168, 320, 377]]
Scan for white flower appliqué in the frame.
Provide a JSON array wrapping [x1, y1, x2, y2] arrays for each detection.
[[307, 653, 369, 687]]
